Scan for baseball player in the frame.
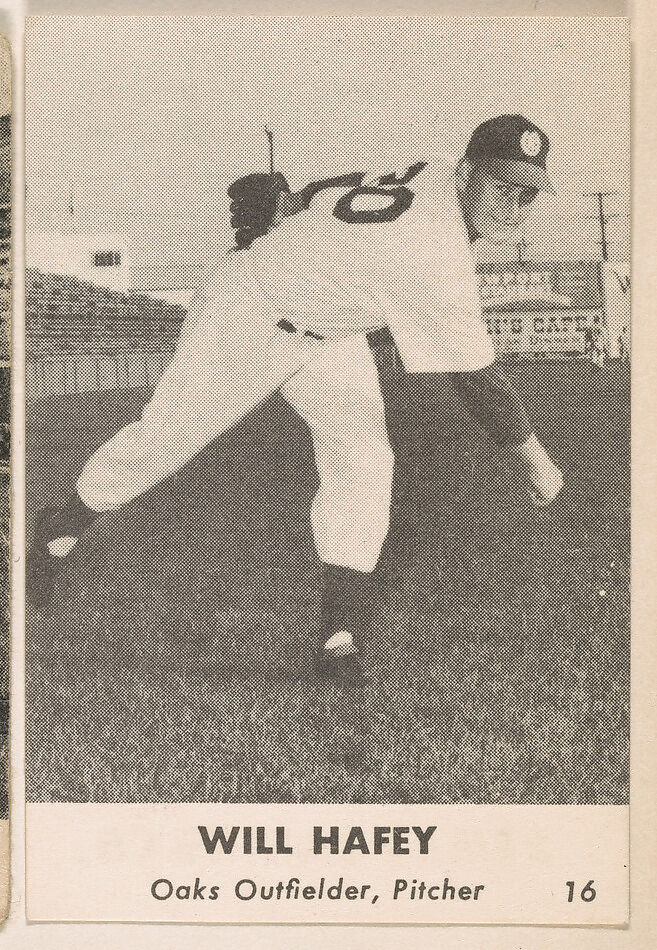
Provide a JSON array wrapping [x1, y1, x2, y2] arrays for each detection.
[[447, 116, 564, 503], [27, 114, 563, 685]]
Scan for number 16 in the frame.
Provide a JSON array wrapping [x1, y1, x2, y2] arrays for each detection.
[[566, 880, 597, 902]]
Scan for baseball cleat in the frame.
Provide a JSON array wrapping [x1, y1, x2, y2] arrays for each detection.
[[26, 506, 80, 612], [314, 631, 368, 686]]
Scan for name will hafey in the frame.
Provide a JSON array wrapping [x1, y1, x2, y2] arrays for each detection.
[[198, 825, 437, 855]]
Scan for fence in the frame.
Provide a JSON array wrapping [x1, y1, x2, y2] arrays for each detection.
[[25, 260, 627, 402], [26, 351, 172, 401]]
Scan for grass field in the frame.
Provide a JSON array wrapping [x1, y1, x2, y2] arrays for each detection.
[[25, 359, 630, 805]]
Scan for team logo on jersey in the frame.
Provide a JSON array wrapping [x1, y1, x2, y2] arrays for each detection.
[[302, 162, 428, 225], [520, 130, 542, 157]]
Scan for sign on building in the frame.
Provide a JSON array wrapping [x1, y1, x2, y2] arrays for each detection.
[[478, 260, 623, 361]]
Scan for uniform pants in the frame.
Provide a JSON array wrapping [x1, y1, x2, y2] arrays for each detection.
[[76, 320, 394, 574]]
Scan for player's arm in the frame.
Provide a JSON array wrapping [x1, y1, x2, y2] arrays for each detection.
[[448, 363, 563, 505], [368, 202, 564, 505]]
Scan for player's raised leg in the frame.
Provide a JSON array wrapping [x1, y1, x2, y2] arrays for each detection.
[[282, 334, 394, 685], [449, 361, 564, 506], [26, 317, 318, 611]]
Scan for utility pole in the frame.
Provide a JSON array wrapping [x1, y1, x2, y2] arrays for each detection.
[[583, 190, 619, 262], [514, 236, 529, 263]]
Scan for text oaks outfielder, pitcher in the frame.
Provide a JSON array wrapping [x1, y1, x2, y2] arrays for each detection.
[[27, 115, 563, 685]]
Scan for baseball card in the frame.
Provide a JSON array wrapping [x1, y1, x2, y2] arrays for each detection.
[[22, 13, 631, 927]]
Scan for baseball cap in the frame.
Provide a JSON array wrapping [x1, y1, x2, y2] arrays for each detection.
[[465, 115, 555, 194]]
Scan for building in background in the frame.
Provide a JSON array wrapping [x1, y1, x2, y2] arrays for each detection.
[[26, 232, 129, 293]]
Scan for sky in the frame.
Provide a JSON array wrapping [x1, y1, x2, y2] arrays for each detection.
[[25, 16, 630, 273]]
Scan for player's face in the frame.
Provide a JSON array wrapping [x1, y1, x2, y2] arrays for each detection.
[[459, 164, 538, 244]]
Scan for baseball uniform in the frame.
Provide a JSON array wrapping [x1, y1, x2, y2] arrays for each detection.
[[75, 159, 494, 573]]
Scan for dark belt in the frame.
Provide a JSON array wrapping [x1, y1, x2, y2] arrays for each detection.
[[277, 319, 394, 348], [277, 318, 325, 341]]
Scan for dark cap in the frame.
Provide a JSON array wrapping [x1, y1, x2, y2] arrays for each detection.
[[465, 115, 555, 194]]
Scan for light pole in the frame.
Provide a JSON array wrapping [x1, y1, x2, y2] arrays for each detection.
[[514, 236, 529, 263], [583, 190, 619, 262]]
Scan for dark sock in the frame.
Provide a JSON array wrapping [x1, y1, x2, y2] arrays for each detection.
[[450, 364, 534, 447], [320, 564, 375, 649], [42, 492, 99, 542]]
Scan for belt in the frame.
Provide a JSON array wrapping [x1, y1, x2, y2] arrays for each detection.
[[277, 318, 325, 341]]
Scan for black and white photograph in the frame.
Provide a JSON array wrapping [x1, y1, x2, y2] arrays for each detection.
[[23, 13, 630, 924]]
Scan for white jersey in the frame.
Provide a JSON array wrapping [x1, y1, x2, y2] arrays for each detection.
[[201, 159, 494, 373]]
